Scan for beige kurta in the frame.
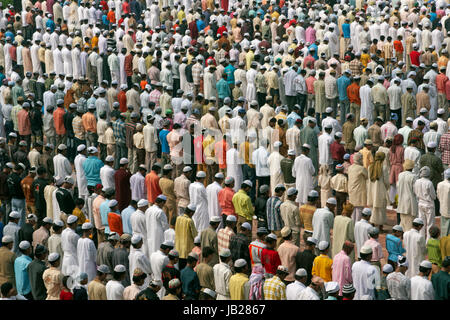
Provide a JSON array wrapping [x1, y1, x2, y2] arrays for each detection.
[[200, 227, 219, 267], [195, 262, 215, 290], [43, 267, 63, 300], [174, 175, 191, 209], [331, 215, 355, 262], [367, 165, 390, 225], [87, 278, 107, 300], [347, 164, 368, 207]]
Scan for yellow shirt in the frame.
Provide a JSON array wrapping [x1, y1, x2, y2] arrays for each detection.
[[87, 278, 107, 300], [175, 214, 198, 259], [245, 51, 255, 70], [202, 135, 216, 163], [239, 141, 254, 168], [177, 10, 185, 22], [229, 273, 248, 300], [360, 148, 374, 169], [232, 189, 254, 221], [312, 254, 333, 282], [72, 207, 86, 225]]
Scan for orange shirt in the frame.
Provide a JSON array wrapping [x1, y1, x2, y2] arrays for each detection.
[[82, 112, 97, 133], [108, 212, 123, 236], [214, 140, 229, 169], [393, 40, 403, 53], [217, 187, 236, 216], [54, 107, 66, 135], [145, 170, 162, 204], [21, 175, 35, 205], [347, 83, 361, 105], [91, 36, 99, 50], [107, 11, 116, 24], [118, 91, 127, 112]]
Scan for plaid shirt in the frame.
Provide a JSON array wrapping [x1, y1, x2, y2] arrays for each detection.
[[149, 89, 161, 107], [439, 132, 450, 165], [72, 115, 85, 140], [217, 227, 235, 252], [349, 59, 363, 76], [263, 275, 286, 300], [112, 119, 126, 144], [125, 121, 137, 149], [266, 196, 284, 231], [192, 63, 203, 85]]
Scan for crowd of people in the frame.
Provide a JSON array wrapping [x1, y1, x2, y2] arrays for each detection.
[[0, 0, 449, 301]]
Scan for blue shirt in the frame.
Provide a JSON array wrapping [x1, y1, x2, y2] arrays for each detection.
[[287, 112, 301, 129], [385, 234, 406, 262], [46, 19, 56, 33], [82, 156, 104, 186], [0, 221, 3, 247], [180, 266, 200, 299], [121, 205, 135, 235], [216, 78, 231, 99], [337, 75, 351, 101], [196, 20, 206, 32], [342, 24, 351, 38], [430, 12, 437, 22], [99, 199, 111, 234], [4, 31, 14, 42], [308, 44, 318, 60], [266, 196, 284, 231], [224, 64, 236, 85], [159, 129, 170, 154], [14, 254, 32, 295]]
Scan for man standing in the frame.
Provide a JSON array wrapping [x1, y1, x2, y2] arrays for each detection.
[[410, 260, 435, 300], [404, 218, 427, 278], [232, 180, 254, 230], [263, 266, 289, 300], [27, 244, 48, 300], [354, 208, 373, 259], [280, 188, 301, 246], [397, 160, 419, 231], [352, 245, 378, 300], [146, 195, 169, 256], [292, 144, 315, 205], [213, 249, 233, 300], [175, 204, 198, 270], [77, 222, 97, 282], [312, 198, 336, 249], [200, 216, 221, 267], [332, 203, 355, 261]]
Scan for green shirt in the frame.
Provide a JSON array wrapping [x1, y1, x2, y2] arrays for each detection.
[[427, 238, 442, 267], [232, 189, 254, 221], [431, 270, 450, 300], [280, 158, 295, 183]]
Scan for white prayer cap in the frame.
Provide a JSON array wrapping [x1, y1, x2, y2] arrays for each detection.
[[445, 168, 450, 179], [368, 226, 379, 236], [77, 144, 86, 152], [82, 222, 93, 230], [226, 215, 237, 222], [243, 180, 253, 187], [241, 222, 252, 230], [2, 235, 13, 243], [420, 260, 432, 269], [318, 241, 329, 251], [427, 141, 437, 148], [43, 217, 53, 224], [420, 107, 428, 113], [234, 259, 247, 268], [156, 194, 167, 201], [326, 197, 337, 205], [224, 176, 234, 184], [325, 107, 333, 113], [360, 245, 373, 255], [9, 211, 21, 219], [306, 237, 318, 245], [382, 264, 394, 273], [308, 190, 319, 198], [214, 172, 224, 179], [187, 203, 197, 212], [275, 183, 285, 191], [267, 233, 277, 241], [114, 264, 127, 273], [105, 155, 114, 162], [324, 123, 333, 129], [53, 220, 64, 227], [47, 252, 60, 262], [131, 234, 142, 244], [64, 176, 74, 184], [287, 187, 298, 196], [392, 225, 403, 232], [273, 141, 282, 148], [287, 149, 296, 156], [137, 199, 148, 207], [398, 256, 408, 267], [325, 281, 340, 294], [188, 252, 199, 260], [57, 144, 67, 150], [168, 278, 181, 289], [88, 146, 98, 154], [413, 217, 424, 225], [108, 199, 118, 208], [120, 158, 129, 165], [302, 143, 311, 149], [335, 132, 343, 138], [210, 216, 221, 223], [183, 166, 192, 172], [108, 232, 120, 241], [67, 215, 78, 224], [277, 265, 289, 273], [19, 241, 31, 250], [362, 208, 372, 216], [437, 108, 445, 115], [162, 240, 174, 247], [194, 235, 201, 244], [196, 171, 206, 178], [203, 288, 216, 298], [219, 248, 231, 257], [295, 268, 307, 277], [97, 264, 110, 273], [163, 164, 173, 170]]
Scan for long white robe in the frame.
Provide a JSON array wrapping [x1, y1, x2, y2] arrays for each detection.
[[77, 237, 97, 282], [61, 227, 80, 276], [245, 68, 257, 102], [53, 154, 72, 178], [410, 276, 435, 300], [53, 48, 64, 75], [130, 172, 146, 201], [267, 151, 285, 195], [403, 228, 426, 278], [354, 219, 372, 259], [312, 207, 334, 244], [129, 247, 152, 289], [130, 209, 148, 257], [397, 171, 419, 224], [360, 84, 374, 125], [292, 154, 315, 204], [413, 178, 436, 242], [71, 47, 81, 79], [189, 182, 210, 234], [351, 260, 378, 300], [145, 205, 169, 255], [206, 181, 222, 222], [100, 165, 115, 190], [74, 154, 89, 198], [226, 148, 243, 193], [62, 47, 73, 75], [30, 44, 41, 74], [150, 250, 169, 299], [106, 280, 124, 300]]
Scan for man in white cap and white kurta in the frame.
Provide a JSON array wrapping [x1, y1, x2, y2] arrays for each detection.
[[100, 155, 116, 189], [150, 240, 173, 299], [312, 198, 336, 254], [286, 268, 308, 300], [130, 200, 149, 258], [226, 140, 243, 192], [351, 245, 378, 300], [2, 211, 22, 253], [77, 222, 97, 282], [106, 264, 126, 300], [206, 173, 224, 225], [53, 144, 72, 178], [354, 208, 373, 259], [413, 166, 436, 242], [267, 141, 285, 194], [403, 218, 427, 278], [410, 260, 435, 300], [189, 171, 210, 233], [74, 144, 89, 202], [61, 215, 80, 277], [292, 144, 315, 205], [397, 159, 419, 232], [146, 195, 169, 255], [437, 168, 450, 236], [129, 234, 152, 289], [213, 248, 233, 300]]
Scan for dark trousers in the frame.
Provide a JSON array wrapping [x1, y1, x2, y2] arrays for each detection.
[[5, 120, 13, 137], [20, 134, 31, 148], [127, 76, 132, 89], [173, 79, 180, 96], [242, 164, 256, 203], [335, 191, 348, 216], [286, 95, 297, 111], [99, 143, 107, 161], [297, 94, 307, 118], [257, 92, 266, 107], [391, 109, 402, 129]]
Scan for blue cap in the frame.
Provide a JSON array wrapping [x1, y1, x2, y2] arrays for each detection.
[[157, 194, 167, 201], [390, 113, 399, 121], [238, 108, 246, 113]]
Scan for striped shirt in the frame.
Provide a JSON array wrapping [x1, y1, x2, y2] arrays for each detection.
[[192, 63, 203, 85], [81, 112, 97, 133], [148, 89, 161, 107], [217, 227, 235, 253], [72, 116, 85, 140], [266, 196, 284, 231], [112, 119, 126, 144]]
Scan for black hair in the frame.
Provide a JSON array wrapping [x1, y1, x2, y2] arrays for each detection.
[[202, 246, 215, 258], [37, 166, 47, 175], [113, 271, 125, 280], [62, 275, 70, 288], [419, 266, 431, 273], [130, 199, 137, 206], [75, 198, 85, 206], [1, 282, 13, 296], [133, 273, 147, 283], [234, 265, 245, 273], [187, 256, 197, 264]]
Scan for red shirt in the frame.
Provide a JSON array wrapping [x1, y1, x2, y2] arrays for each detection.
[[145, 170, 162, 204], [53, 107, 66, 135], [118, 90, 127, 112], [217, 187, 235, 216], [445, 79, 450, 100], [261, 248, 282, 275], [216, 25, 227, 37], [60, 290, 73, 300], [330, 140, 346, 161], [122, 1, 130, 14], [108, 212, 123, 236], [124, 54, 133, 76], [17, 109, 31, 135], [193, 135, 204, 164], [435, 73, 449, 93], [214, 140, 229, 169], [410, 51, 420, 66]]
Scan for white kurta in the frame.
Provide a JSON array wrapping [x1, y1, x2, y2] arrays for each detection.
[[403, 228, 426, 278], [130, 172, 146, 201], [100, 165, 115, 190], [150, 250, 169, 299], [267, 151, 285, 195], [145, 205, 169, 255], [106, 280, 124, 300], [226, 148, 243, 193], [53, 154, 73, 178], [292, 154, 315, 204], [74, 154, 89, 197], [130, 209, 148, 257], [360, 85, 374, 125], [312, 208, 334, 244], [189, 182, 210, 234], [129, 247, 152, 289], [410, 276, 435, 300], [77, 237, 97, 282], [318, 132, 333, 166], [352, 260, 378, 300], [61, 227, 80, 276], [206, 182, 223, 221], [354, 219, 372, 259]]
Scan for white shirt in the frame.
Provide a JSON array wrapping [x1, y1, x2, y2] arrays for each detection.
[[297, 286, 320, 300], [352, 260, 377, 300], [286, 281, 307, 300], [53, 153, 72, 178], [410, 275, 435, 300], [100, 165, 115, 189], [106, 280, 125, 300], [318, 132, 334, 165], [213, 262, 232, 300]]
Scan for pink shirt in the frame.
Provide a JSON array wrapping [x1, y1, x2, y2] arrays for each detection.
[[363, 238, 384, 262], [305, 27, 316, 44], [331, 250, 353, 296]]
